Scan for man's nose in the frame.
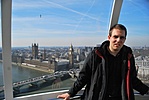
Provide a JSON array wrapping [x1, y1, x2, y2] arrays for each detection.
[[116, 37, 121, 42]]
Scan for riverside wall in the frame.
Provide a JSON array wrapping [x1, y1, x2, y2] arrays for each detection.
[[0, 60, 54, 73]]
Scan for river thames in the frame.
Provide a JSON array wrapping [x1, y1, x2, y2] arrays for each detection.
[[0, 63, 49, 86]]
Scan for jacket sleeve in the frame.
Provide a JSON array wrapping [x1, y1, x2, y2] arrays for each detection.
[[130, 55, 149, 95], [68, 51, 93, 97]]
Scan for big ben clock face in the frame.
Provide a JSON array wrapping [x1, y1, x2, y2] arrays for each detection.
[[69, 52, 72, 55]]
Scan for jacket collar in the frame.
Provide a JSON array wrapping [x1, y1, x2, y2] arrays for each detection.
[[97, 40, 132, 58]]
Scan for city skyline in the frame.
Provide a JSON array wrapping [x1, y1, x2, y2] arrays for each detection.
[[0, 0, 149, 47]]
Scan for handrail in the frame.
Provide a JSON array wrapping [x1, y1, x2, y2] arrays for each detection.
[[48, 93, 149, 100], [48, 94, 82, 100]]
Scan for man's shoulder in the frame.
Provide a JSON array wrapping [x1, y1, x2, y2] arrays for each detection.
[[123, 45, 132, 54]]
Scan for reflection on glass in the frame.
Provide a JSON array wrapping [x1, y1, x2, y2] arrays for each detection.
[[0, 0, 148, 99]]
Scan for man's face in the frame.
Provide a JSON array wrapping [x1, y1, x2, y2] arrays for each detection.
[[108, 29, 126, 52]]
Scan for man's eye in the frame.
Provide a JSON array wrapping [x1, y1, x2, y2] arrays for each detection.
[[113, 36, 125, 40], [113, 36, 118, 38], [120, 36, 125, 39]]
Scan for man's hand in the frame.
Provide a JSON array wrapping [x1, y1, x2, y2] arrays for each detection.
[[57, 93, 70, 100]]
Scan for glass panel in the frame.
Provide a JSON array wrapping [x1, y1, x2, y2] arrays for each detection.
[[9, 0, 113, 98], [1, 0, 148, 99], [119, 0, 149, 98]]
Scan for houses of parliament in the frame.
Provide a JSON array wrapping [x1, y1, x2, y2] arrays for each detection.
[[2, 43, 91, 73]]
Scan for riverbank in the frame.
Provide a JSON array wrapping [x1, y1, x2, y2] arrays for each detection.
[[13, 62, 54, 73], [0, 60, 53, 73]]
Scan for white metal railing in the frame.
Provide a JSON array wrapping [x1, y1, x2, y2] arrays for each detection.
[[13, 89, 149, 100]]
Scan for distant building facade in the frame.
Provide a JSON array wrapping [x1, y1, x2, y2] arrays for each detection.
[[32, 43, 38, 59]]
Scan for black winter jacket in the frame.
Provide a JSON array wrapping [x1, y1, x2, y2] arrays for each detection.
[[68, 41, 149, 100]]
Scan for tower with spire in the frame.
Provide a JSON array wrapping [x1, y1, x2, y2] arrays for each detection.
[[68, 44, 74, 69]]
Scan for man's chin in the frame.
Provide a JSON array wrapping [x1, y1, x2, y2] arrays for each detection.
[[113, 48, 120, 51]]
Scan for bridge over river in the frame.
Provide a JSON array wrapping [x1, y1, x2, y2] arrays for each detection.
[[0, 70, 77, 99]]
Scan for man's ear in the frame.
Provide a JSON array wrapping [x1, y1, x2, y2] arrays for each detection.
[[108, 35, 110, 40]]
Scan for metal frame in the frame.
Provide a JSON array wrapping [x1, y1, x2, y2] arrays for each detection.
[[1, 0, 13, 100], [109, 0, 123, 30]]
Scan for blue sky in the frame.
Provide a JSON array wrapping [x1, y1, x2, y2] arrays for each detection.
[[1, 0, 149, 47]]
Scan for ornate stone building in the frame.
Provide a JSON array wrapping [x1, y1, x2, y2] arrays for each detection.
[[32, 43, 38, 59]]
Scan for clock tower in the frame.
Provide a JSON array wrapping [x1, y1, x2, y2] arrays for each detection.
[[68, 44, 74, 69]]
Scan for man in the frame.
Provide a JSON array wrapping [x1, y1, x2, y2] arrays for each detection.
[[57, 24, 149, 100]]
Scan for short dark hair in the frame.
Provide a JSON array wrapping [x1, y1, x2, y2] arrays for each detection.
[[109, 24, 127, 37]]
